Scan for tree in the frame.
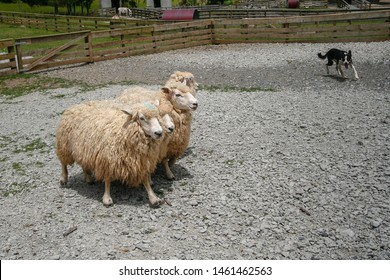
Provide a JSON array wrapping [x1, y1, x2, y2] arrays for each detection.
[[21, 0, 49, 7]]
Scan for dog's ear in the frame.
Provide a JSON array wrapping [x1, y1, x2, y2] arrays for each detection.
[[348, 50, 352, 55]]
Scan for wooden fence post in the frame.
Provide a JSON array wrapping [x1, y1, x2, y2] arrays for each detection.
[[85, 32, 94, 63], [15, 42, 23, 73]]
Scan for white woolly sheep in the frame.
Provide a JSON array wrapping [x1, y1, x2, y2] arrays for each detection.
[[165, 71, 198, 95], [116, 84, 198, 180], [56, 100, 166, 207], [118, 7, 132, 17]]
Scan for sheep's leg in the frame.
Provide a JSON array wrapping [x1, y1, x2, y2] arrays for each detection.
[[102, 178, 113, 207], [60, 164, 68, 186], [149, 174, 154, 187], [162, 158, 175, 180], [169, 157, 177, 167], [143, 179, 163, 207], [82, 167, 94, 184]]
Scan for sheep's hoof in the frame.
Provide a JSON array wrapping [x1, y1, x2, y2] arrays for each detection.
[[149, 198, 164, 208], [166, 175, 176, 181], [60, 179, 67, 186], [102, 196, 113, 207]]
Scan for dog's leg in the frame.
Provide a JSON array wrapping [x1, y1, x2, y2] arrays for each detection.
[[326, 59, 333, 75], [337, 61, 344, 78], [351, 64, 359, 79]]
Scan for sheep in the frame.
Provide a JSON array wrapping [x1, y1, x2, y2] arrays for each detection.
[[116, 84, 198, 180], [82, 98, 175, 187], [55, 100, 167, 207], [118, 7, 132, 17], [165, 71, 198, 95]]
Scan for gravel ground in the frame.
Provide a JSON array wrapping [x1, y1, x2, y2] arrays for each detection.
[[0, 42, 389, 260]]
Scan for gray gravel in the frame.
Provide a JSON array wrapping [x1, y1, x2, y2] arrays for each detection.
[[0, 42, 389, 260]]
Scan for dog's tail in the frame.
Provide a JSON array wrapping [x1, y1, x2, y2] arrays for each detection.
[[317, 52, 327, 60]]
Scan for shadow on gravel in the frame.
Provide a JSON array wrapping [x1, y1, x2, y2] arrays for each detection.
[[62, 163, 192, 207], [323, 75, 349, 82]]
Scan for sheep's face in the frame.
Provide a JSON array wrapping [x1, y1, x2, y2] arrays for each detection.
[[173, 71, 198, 92], [139, 114, 163, 139], [136, 112, 163, 140], [161, 114, 175, 134], [182, 74, 198, 91], [122, 104, 163, 139], [186, 77, 198, 90], [164, 88, 198, 111]]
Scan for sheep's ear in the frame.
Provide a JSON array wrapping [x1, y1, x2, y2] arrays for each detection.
[[122, 109, 139, 122], [121, 109, 133, 117], [161, 87, 172, 97], [122, 110, 137, 128], [178, 75, 185, 83]]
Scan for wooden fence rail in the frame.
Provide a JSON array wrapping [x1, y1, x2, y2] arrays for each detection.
[[0, 10, 388, 75]]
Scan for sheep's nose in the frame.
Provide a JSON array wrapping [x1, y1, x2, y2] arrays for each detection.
[[168, 127, 174, 133], [155, 131, 162, 138], [192, 102, 198, 110]]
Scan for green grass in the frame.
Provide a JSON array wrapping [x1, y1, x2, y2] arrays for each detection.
[[1, 181, 37, 197], [0, 22, 60, 40], [12, 162, 26, 175], [0, 2, 100, 15], [13, 138, 49, 154], [0, 73, 79, 98]]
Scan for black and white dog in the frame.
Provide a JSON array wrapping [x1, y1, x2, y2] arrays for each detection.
[[317, 48, 359, 79]]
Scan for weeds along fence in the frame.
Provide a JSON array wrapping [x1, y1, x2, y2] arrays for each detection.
[[0, 10, 389, 76]]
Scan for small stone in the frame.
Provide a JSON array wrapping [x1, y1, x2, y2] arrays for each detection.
[[340, 229, 355, 238], [371, 219, 383, 228], [189, 200, 198, 206], [134, 243, 149, 252]]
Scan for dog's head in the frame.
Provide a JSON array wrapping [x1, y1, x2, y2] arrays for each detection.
[[343, 50, 353, 69]]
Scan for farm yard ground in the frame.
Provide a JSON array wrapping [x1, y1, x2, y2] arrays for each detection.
[[0, 41, 389, 260]]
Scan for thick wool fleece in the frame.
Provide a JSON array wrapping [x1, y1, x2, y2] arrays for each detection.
[[56, 101, 161, 187], [165, 107, 193, 161]]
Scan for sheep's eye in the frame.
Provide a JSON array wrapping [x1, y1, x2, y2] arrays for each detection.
[[175, 94, 182, 98], [139, 116, 146, 121]]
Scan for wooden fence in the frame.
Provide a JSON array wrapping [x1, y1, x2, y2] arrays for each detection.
[[0, 39, 17, 76], [0, 11, 161, 32], [0, 10, 388, 75], [212, 10, 390, 44]]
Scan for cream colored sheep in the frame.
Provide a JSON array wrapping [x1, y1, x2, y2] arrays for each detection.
[[56, 100, 166, 207], [77, 98, 175, 187], [165, 71, 198, 95], [116, 84, 198, 180]]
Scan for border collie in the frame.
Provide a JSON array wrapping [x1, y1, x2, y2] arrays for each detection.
[[317, 48, 359, 79]]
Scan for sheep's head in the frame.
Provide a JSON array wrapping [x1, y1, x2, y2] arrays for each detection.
[[170, 71, 198, 94], [122, 102, 163, 139], [162, 86, 198, 112]]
